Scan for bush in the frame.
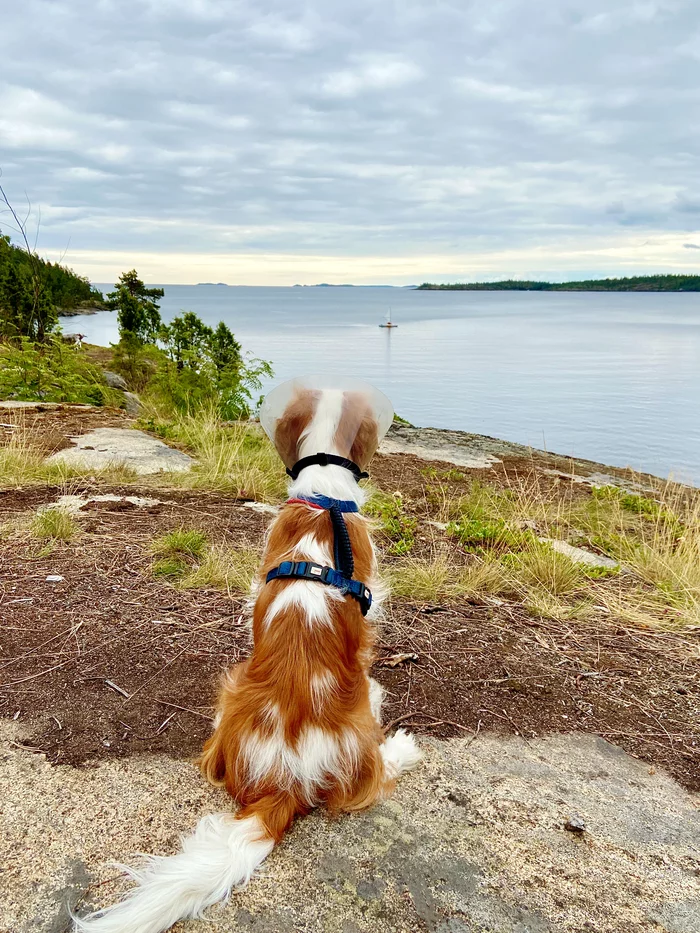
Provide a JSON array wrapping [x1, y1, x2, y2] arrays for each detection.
[[0, 336, 122, 406], [365, 491, 417, 555]]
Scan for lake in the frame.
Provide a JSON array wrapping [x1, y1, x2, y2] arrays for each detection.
[[62, 286, 700, 483]]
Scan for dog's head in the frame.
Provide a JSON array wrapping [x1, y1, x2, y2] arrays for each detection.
[[260, 377, 393, 471]]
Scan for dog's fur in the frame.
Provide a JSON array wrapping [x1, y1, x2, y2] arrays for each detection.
[[73, 386, 421, 933]]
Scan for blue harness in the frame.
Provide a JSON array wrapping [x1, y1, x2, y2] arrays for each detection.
[[266, 494, 373, 616]]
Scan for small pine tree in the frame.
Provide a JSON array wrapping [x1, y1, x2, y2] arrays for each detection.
[[106, 270, 164, 343]]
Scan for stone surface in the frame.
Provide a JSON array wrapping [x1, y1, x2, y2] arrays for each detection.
[[541, 539, 620, 569], [122, 391, 142, 415], [1, 723, 698, 933], [381, 425, 503, 469], [42, 494, 166, 513], [381, 425, 670, 491], [47, 428, 194, 475], [242, 500, 280, 516], [102, 371, 128, 391], [0, 401, 93, 410]]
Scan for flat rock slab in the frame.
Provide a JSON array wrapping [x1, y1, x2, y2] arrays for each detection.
[[0, 401, 94, 410], [381, 426, 503, 469], [47, 428, 194, 475], [2, 724, 697, 933], [542, 538, 620, 569], [42, 494, 167, 513]]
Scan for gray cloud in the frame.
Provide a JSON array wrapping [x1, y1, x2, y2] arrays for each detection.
[[1, 0, 699, 281]]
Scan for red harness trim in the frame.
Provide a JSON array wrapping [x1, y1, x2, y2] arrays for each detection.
[[287, 497, 324, 509]]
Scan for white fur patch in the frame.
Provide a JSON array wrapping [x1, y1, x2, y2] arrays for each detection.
[[292, 532, 333, 565], [264, 579, 341, 629], [241, 724, 358, 802], [368, 677, 384, 723], [381, 729, 422, 779], [310, 669, 337, 714], [299, 388, 345, 458]]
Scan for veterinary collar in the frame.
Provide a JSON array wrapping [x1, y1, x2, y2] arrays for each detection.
[[266, 493, 372, 615], [286, 453, 368, 482]]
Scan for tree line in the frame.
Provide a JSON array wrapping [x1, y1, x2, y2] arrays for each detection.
[[0, 231, 104, 341], [418, 274, 700, 291]]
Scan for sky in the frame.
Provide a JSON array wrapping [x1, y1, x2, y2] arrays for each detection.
[[1, 0, 700, 285]]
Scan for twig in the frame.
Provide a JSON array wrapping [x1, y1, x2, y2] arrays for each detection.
[[105, 680, 130, 699], [154, 699, 214, 721]]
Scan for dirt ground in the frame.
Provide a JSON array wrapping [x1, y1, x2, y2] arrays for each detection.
[[1, 458, 698, 790]]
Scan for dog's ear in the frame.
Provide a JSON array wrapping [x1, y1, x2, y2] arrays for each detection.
[[335, 391, 380, 469], [274, 388, 320, 468]]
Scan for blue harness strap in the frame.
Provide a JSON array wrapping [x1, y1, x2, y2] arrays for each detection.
[[266, 560, 372, 616], [266, 495, 372, 616]]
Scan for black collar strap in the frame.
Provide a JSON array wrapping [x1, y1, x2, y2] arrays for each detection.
[[286, 452, 368, 482]]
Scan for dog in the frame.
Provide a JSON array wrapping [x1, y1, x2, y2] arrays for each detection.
[[73, 377, 422, 933]]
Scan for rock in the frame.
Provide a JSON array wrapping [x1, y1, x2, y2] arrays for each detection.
[[2, 727, 699, 933], [45, 494, 166, 514], [540, 539, 619, 569], [47, 428, 195, 475], [103, 371, 128, 391], [0, 401, 94, 410], [564, 815, 586, 833], [122, 391, 142, 415], [380, 425, 502, 469]]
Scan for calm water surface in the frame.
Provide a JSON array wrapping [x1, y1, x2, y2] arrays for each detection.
[[64, 287, 700, 482]]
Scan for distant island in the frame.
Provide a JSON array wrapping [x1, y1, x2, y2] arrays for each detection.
[[417, 275, 700, 292]]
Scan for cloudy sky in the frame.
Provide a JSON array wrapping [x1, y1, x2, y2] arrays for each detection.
[[1, 0, 700, 284]]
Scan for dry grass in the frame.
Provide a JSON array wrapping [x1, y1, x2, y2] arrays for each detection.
[[0, 407, 286, 502], [400, 467, 700, 631], [139, 405, 287, 502], [388, 549, 514, 603], [0, 420, 138, 487], [182, 543, 260, 593], [507, 544, 585, 596]]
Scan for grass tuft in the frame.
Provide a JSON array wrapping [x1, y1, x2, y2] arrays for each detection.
[[151, 528, 208, 559], [388, 550, 514, 603], [152, 556, 188, 579], [505, 543, 585, 596], [181, 544, 260, 593], [30, 507, 78, 542]]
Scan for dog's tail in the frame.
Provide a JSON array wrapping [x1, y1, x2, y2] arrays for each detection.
[[72, 793, 299, 933]]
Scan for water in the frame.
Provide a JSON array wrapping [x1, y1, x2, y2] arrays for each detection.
[[63, 286, 700, 483]]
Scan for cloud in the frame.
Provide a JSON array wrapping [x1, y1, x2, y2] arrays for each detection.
[[0, 0, 699, 283], [683, 243, 700, 249]]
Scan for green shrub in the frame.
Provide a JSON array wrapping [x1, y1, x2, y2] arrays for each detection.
[[0, 336, 121, 406], [448, 517, 531, 554], [365, 491, 417, 555]]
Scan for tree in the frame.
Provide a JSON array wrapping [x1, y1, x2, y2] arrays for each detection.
[[106, 270, 164, 343], [160, 311, 213, 371], [154, 310, 271, 419], [209, 321, 242, 373]]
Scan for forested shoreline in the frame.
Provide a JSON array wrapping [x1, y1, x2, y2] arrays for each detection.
[[418, 274, 700, 291]]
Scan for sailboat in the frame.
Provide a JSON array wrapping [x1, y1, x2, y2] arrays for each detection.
[[379, 308, 398, 328]]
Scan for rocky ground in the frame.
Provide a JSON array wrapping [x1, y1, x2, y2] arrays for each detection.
[[0, 404, 698, 933]]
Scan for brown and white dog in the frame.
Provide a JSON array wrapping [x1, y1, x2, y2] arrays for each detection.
[[74, 378, 421, 933]]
